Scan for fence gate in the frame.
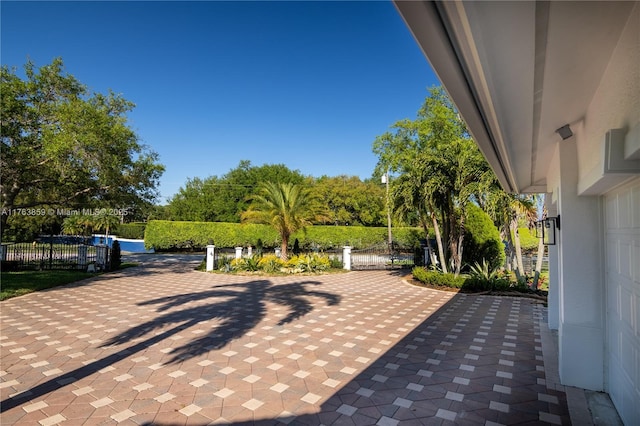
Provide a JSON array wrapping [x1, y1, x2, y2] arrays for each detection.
[[350, 242, 418, 270], [1, 237, 111, 271]]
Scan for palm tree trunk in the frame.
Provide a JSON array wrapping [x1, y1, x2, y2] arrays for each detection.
[[419, 217, 436, 266], [454, 214, 466, 276], [532, 235, 545, 289], [280, 235, 289, 261], [511, 219, 525, 279], [431, 212, 448, 273]]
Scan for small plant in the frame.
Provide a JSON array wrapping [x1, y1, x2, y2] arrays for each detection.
[[468, 259, 498, 282], [464, 259, 508, 291], [258, 255, 285, 273], [231, 255, 260, 272], [217, 255, 233, 272], [328, 255, 343, 269]]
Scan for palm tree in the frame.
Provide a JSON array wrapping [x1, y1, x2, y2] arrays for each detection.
[[241, 182, 323, 261], [92, 209, 120, 242], [485, 191, 538, 278], [62, 214, 93, 236], [391, 157, 448, 272]]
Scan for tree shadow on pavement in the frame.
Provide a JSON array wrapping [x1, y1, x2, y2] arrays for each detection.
[[101, 279, 340, 364], [0, 278, 340, 412]]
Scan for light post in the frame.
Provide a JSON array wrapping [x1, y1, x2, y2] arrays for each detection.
[[381, 171, 393, 249]]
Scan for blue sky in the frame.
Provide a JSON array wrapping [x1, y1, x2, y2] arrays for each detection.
[[2, 1, 439, 203]]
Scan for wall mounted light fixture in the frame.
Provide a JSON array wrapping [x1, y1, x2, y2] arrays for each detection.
[[536, 215, 560, 245]]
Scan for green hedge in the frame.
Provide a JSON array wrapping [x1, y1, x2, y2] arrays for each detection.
[[113, 223, 146, 239], [516, 227, 539, 251], [144, 220, 423, 251], [412, 267, 466, 288]]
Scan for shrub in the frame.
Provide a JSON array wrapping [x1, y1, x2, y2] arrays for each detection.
[[462, 205, 505, 270], [144, 220, 424, 252], [113, 223, 146, 239], [144, 221, 279, 251], [217, 255, 233, 272], [412, 267, 466, 288], [258, 255, 285, 273], [516, 227, 539, 251], [110, 240, 122, 270], [231, 255, 260, 272], [1, 261, 19, 272], [285, 253, 331, 273], [328, 255, 343, 269]]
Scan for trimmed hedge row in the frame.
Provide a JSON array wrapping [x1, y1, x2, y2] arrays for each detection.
[[144, 220, 424, 251], [113, 223, 147, 240]]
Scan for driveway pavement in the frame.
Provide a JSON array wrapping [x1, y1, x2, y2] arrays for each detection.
[[1, 256, 581, 425]]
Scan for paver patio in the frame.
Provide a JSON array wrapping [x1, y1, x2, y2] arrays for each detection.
[[1, 256, 578, 425]]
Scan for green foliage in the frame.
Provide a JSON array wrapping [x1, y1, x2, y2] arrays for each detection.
[[462, 259, 510, 291], [144, 220, 422, 251], [62, 215, 93, 236], [284, 253, 331, 273], [231, 255, 260, 272], [373, 86, 496, 274], [311, 175, 386, 226], [113, 223, 146, 239], [242, 181, 325, 260], [110, 240, 122, 270], [1, 270, 94, 300], [462, 204, 505, 270], [165, 161, 306, 223], [258, 255, 285, 273], [468, 259, 498, 281], [516, 227, 539, 251], [222, 253, 333, 274], [412, 267, 466, 288], [1, 58, 164, 240], [145, 220, 271, 250]]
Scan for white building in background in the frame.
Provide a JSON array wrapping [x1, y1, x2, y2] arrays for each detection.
[[393, 1, 639, 424]]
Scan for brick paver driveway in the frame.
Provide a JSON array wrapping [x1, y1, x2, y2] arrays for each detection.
[[1, 256, 572, 425]]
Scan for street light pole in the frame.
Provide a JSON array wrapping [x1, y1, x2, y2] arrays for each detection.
[[382, 171, 392, 248]]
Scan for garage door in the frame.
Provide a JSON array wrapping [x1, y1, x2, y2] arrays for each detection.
[[604, 178, 640, 425]]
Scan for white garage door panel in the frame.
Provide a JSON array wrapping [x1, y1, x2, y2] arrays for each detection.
[[605, 178, 640, 426]]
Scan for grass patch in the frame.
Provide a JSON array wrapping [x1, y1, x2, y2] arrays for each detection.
[[1, 270, 94, 301], [0, 263, 139, 301]]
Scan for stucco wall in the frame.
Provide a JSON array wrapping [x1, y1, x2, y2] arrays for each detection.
[[578, 3, 640, 187]]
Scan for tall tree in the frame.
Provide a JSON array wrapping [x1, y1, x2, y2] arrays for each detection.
[[311, 175, 385, 227], [373, 86, 494, 274], [166, 161, 306, 223], [483, 190, 538, 278], [1, 58, 164, 240], [241, 182, 324, 260]]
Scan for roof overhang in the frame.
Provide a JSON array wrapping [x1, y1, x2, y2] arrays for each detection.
[[394, 0, 636, 194]]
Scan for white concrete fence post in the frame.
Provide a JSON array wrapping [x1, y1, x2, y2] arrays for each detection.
[[96, 245, 108, 270], [235, 246, 243, 259], [275, 248, 281, 258], [247, 246, 253, 257], [343, 246, 352, 270], [206, 245, 215, 272]]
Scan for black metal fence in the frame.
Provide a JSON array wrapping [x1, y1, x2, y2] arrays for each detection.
[[351, 242, 419, 270], [1, 238, 111, 271]]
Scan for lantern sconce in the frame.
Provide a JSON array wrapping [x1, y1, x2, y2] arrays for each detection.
[[536, 215, 560, 245]]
